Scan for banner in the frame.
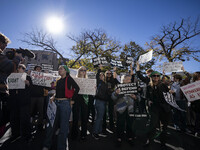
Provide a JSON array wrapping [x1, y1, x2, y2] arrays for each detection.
[[163, 92, 185, 111], [47, 101, 57, 127], [163, 61, 183, 73], [73, 78, 97, 95], [110, 59, 123, 68], [180, 81, 200, 102], [138, 50, 153, 64], [31, 71, 53, 87], [92, 57, 109, 67], [126, 56, 133, 66], [7, 73, 27, 89], [117, 83, 137, 95], [42, 64, 53, 71]]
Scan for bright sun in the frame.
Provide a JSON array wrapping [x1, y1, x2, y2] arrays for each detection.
[[46, 16, 64, 34]]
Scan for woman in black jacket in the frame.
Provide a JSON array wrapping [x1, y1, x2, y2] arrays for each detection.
[[145, 71, 171, 149]]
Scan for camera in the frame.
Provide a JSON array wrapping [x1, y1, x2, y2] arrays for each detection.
[[6, 47, 35, 60]]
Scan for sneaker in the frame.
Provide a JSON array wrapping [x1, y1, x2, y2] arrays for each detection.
[[99, 132, 107, 137], [92, 133, 99, 140]]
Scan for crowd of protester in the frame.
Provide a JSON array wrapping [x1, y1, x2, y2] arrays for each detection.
[[0, 32, 200, 150]]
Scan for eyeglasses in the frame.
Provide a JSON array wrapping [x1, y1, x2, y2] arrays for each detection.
[[80, 70, 86, 72], [152, 75, 160, 77]]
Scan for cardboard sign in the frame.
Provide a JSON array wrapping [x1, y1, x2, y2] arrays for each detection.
[[163, 62, 183, 73], [126, 56, 134, 66], [92, 57, 109, 67], [7, 73, 27, 89], [47, 101, 57, 127], [117, 83, 137, 95], [180, 81, 200, 102], [31, 71, 53, 87], [138, 50, 153, 64], [163, 92, 185, 111], [73, 78, 97, 95], [110, 59, 123, 68]]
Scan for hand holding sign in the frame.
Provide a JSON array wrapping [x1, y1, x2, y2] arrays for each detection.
[[138, 50, 153, 64]]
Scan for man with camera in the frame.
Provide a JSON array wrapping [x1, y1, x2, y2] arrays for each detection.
[[0, 33, 23, 138]]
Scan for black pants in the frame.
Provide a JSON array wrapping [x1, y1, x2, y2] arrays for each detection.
[[116, 109, 133, 139], [0, 93, 10, 127], [103, 95, 114, 131], [71, 99, 88, 138], [147, 108, 171, 145], [87, 96, 95, 124], [9, 96, 31, 138]]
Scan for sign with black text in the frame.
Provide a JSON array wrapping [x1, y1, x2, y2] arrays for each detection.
[[126, 56, 133, 66], [110, 59, 123, 68], [92, 57, 109, 67], [7, 73, 27, 89], [117, 83, 137, 95]]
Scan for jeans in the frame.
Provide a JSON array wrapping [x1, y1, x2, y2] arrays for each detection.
[[93, 99, 106, 134], [43, 99, 71, 150]]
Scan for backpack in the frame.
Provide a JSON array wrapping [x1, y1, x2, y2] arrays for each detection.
[[65, 76, 74, 99]]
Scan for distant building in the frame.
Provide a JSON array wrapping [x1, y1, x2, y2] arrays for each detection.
[[5, 48, 59, 71]]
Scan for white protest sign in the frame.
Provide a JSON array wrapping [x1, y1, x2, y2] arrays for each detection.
[[126, 56, 133, 66], [7, 73, 27, 89], [47, 101, 57, 127], [92, 57, 109, 67], [110, 59, 123, 68], [163, 62, 183, 73], [138, 50, 153, 64], [117, 83, 137, 95], [31, 71, 53, 87], [73, 78, 96, 95], [180, 81, 200, 102], [163, 92, 185, 111]]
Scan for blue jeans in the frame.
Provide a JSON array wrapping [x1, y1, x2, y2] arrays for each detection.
[[43, 100, 71, 150], [93, 99, 106, 134]]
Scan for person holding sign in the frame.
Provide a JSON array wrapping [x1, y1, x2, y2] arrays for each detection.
[[43, 65, 79, 150], [190, 72, 200, 137], [102, 67, 120, 134], [71, 66, 89, 141], [9, 64, 32, 142], [144, 71, 171, 149], [92, 65, 108, 140], [111, 74, 137, 147]]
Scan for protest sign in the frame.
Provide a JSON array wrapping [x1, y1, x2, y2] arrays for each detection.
[[110, 59, 123, 68], [73, 78, 96, 95], [49, 71, 59, 76], [180, 81, 200, 102], [42, 64, 53, 71], [31, 71, 53, 87], [117, 83, 137, 95], [126, 56, 133, 66], [7, 73, 27, 89], [163, 92, 186, 111], [163, 61, 183, 73], [26, 64, 37, 71], [47, 101, 57, 127], [138, 50, 153, 64], [92, 57, 109, 67]]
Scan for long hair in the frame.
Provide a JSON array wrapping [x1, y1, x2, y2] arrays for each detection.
[[149, 76, 161, 87], [105, 70, 114, 82], [77, 66, 87, 78]]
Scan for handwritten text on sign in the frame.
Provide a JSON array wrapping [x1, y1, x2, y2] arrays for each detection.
[[117, 83, 137, 95], [92, 57, 108, 67], [138, 50, 153, 64], [163, 61, 183, 73], [31, 71, 53, 87], [73, 78, 97, 95], [110, 59, 123, 67], [180, 81, 200, 102], [7, 73, 27, 89]]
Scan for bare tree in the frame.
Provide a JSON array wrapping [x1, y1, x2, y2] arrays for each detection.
[[67, 28, 121, 67], [21, 29, 67, 64], [146, 17, 200, 62]]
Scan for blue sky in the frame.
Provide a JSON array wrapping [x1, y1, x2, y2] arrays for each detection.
[[1, 0, 200, 72]]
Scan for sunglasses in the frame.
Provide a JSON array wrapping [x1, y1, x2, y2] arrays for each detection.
[[106, 73, 111, 75], [80, 70, 86, 72], [152, 75, 160, 77]]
